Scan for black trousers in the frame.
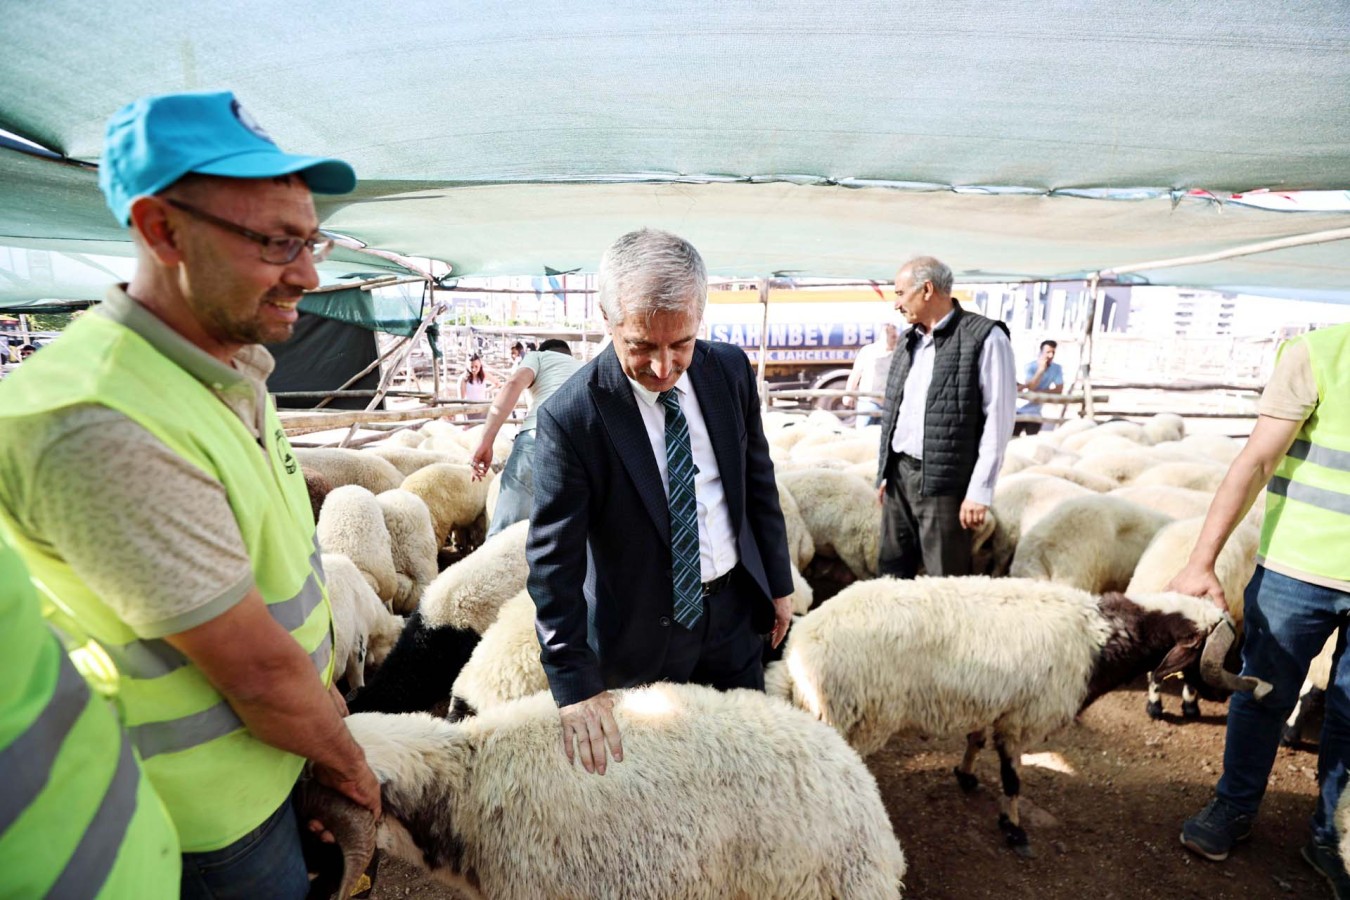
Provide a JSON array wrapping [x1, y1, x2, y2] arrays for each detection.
[[879, 452, 972, 579], [657, 566, 765, 692]]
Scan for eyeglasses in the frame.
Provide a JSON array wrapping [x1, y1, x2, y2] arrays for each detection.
[[165, 198, 333, 265]]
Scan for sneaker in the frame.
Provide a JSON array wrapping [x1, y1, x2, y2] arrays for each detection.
[[1302, 839, 1350, 899], [1179, 797, 1254, 861]]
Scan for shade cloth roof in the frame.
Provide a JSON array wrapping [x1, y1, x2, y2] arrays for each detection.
[[2, 1, 1348, 294]]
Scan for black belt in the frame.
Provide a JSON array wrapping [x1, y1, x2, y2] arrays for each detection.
[[702, 571, 734, 597]]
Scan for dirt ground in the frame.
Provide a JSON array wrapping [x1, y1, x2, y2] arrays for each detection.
[[364, 678, 1331, 900]]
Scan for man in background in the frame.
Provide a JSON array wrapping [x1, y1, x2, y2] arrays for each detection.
[[1014, 339, 1064, 435], [471, 338, 582, 537], [843, 322, 899, 429], [875, 255, 1015, 578]]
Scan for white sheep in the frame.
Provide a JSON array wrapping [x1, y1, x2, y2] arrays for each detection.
[[1126, 518, 1260, 719], [1141, 413, 1185, 445], [482, 471, 502, 529], [1177, 433, 1243, 466], [378, 428, 428, 449], [1284, 632, 1341, 747], [375, 489, 440, 615], [1010, 494, 1173, 592], [1062, 420, 1153, 453], [769, 575, 1266, 852], [1017, 464, 1117, 493], [1109, 484, 1215, 521], [791, 436, 878, 467], [297, 447, 404, 495], [1072, 451, 1157, 486], [317, 485, 399, 604], [1039, 417, 1097, 446], [303, 683, 907, 900], [367, 445, 470, 477], [779, 468, 881, 579], [999, 453, 1036, 477], [421, 519, 529, 635], [450, 570, 817, 721], [983, 474, 1092, 576], [322, 552, 405, 689], [777, 482, 816, 571], [1131, 461, 1228, 493], [400, 463, 490, 548]]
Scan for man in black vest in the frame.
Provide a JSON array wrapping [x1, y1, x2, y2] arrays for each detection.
[[875, 256, 1016, 577]]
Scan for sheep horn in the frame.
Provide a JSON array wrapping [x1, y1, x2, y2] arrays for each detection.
[[298, 781, 377, 900], [1200, 614, 1273, 701]]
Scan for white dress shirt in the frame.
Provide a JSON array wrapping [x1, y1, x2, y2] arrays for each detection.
[[627, 372, 740, 581], [890, 310, 1016, 507]]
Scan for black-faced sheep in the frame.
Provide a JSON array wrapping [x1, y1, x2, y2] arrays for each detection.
[[303, 683, 907, 899], [768, 575, 1269, 852], [1126, 518, 1259, 719], [346, 521, 529, 715]]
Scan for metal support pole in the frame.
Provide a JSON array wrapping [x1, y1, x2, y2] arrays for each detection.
[[1079, 275, 1102, 420]]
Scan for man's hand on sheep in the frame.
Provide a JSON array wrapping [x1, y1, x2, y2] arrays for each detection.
[[560, 691, 624, 775], [770, 595, 793, 648], [1166, 563, 1229, 614], [470, 442, 493, 481], [959, 499, 988, 530], [876, 481, 886, 506]]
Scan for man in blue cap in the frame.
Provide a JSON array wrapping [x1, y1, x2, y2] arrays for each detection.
[[0, 91, 378, 899]]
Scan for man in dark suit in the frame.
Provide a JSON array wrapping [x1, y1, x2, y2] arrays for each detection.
[[527, 228, 796, 775]]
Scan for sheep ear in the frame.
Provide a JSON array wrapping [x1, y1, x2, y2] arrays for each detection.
[[1153, 633, 1204, 681]]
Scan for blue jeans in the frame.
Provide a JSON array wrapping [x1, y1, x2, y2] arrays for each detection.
[[180, 796, 308, 900], [1216, 565, 1350, 846], [487, 430, 535, 539]]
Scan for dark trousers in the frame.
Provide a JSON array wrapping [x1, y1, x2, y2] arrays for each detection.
[[879, 452, 972, 579], [656, 567, 766, 692], [1012, 421, 1042, 436]]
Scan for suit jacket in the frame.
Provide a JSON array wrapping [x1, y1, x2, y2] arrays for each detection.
[[527, 340, 796, 707]]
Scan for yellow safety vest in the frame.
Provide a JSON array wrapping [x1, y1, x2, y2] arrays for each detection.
[[1262, 322, 1350, 582], [0, 533, 179, 897], [0, 313, 333, 853]]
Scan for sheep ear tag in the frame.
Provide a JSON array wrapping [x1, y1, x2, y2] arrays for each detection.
[[1152, 632, 1204, 682]]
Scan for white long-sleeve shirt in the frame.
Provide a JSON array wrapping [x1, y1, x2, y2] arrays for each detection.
[[890, 310, 1016, 506]]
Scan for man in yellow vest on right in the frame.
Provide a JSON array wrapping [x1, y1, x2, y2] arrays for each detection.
[[1171, 322, 1350, 897]]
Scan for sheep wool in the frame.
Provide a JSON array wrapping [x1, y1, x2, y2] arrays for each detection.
[[296, 447, 404, 495], [1126, 518, 1259, 625], [1010, 494, 1173, 592], [777, 481, 816, 571], [368, 445, 471, 478], [375, 489, 440, 614], [322, 552, 406, 689], [1016, 464, 1116, 493], [317, 485, 399, 604], [420, 520, 529, 634], [984, 474, 1092, 577], [400, 463, 490, 547], [1142, 413, 1185, 445], [338, 684, 906, 899], [1131, 461, 1228, 493], [779, 467, 881, 579]]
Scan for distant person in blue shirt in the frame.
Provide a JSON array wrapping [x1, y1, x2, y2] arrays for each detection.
[[1014, 340, 1063, 435]]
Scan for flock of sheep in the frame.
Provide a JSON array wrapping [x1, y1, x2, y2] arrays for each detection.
[[295, 410, 1331, 899]]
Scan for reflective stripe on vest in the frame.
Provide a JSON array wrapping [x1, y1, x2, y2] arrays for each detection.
[[1260, 323, 1350, 582], [0, 533, 178, 896]]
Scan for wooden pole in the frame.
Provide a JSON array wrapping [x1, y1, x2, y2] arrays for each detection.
[[757, 278, 770, 409], [337, 304, 445, 448], [1080, 275, 1102, 420], [1099, 226, 1350, 278]]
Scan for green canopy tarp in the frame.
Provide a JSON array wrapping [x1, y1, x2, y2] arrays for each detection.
[[1, 1, 1348, 289]]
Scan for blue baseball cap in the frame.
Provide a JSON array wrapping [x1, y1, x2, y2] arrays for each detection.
[[99, 90, 356, 225]]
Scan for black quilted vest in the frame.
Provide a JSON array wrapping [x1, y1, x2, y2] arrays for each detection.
[[876, 302, 1009, 497]]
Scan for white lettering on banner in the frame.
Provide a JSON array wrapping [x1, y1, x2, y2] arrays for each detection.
[[842, 324, 859, 345], [804, 325, 820, 347], [788, 325, 804, 347], [709, 323, 886, 351], [729, 324, 746, 346], [710, 324, 731, 342]]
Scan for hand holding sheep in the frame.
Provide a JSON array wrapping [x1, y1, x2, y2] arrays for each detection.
[[1167, 561, 1230, 614], [560, 691, 625, 775]]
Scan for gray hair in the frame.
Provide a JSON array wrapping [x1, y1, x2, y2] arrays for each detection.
[[903, 256, 953, 297], [597, 229, 707, 325]]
